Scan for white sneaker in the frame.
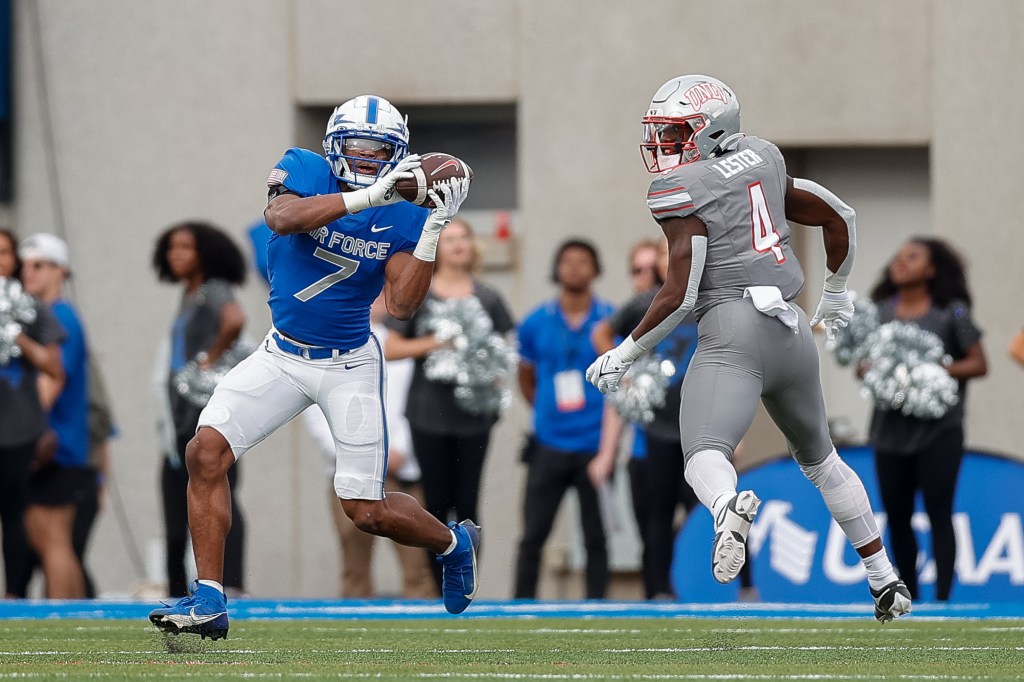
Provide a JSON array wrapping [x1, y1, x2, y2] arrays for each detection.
[[871, 579, 912, 623], [711, 490, 761, 584]]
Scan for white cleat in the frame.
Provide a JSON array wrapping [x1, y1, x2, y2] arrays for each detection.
[[711, 490, 761, 584], [871, 579, 913, 623]]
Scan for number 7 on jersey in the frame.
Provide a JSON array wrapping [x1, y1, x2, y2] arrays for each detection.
[[294, 247, 360, 301]]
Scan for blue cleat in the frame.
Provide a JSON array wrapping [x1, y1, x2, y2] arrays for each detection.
[[439, 519, 480, 614], [149, 580, 229, 640]]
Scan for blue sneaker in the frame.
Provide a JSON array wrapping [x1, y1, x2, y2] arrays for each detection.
[[438, 520, 480, 614], [149, 580, 229, 640]]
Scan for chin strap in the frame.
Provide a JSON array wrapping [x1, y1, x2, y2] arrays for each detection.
[[709, 133, 746, 158]]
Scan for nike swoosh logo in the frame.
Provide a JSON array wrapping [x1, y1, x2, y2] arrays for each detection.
[[369, 224, 393, 233], [433, 159, 461, 175], [597, 357, 619, 378], [344, 363, 370, 370], [166, 607, 225, 626]]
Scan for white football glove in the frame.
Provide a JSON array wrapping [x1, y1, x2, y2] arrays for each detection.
[[586, 345, 635, 395], [343, 154, 421, 214], [414, 178, 471, 262], [427, 176, 471, 225], [809, 289, 854, 341]]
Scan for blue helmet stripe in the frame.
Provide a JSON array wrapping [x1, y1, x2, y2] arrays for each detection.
[[366, 96, 379, 124]]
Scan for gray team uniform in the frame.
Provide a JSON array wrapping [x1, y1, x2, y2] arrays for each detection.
[[646, 136, 832, 468]]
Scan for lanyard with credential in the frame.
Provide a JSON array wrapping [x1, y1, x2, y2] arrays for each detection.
[[553, 306, 592, 413]]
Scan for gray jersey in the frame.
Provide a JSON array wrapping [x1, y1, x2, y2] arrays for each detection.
[[646, 136, 804, 319]]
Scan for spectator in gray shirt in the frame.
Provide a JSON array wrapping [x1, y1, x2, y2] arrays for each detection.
[[385, 218, 514, 591], [0, 228, 65, 598], [152, 221, 248, 598]]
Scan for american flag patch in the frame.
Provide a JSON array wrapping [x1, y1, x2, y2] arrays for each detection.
[[267, 168, 288, 187]]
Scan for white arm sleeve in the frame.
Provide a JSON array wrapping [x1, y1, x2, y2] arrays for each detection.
[[620, 235, 707, 361], [793, 178, 857, 292]]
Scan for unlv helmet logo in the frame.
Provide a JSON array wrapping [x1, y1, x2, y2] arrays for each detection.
[[683, 82, 729, 110]]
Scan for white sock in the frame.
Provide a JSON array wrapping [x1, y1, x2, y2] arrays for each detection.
[[685, 449, 738, 514], [863, 548, 899, 591], [198, 579, 225, 595], [440, 529, 458, 555]]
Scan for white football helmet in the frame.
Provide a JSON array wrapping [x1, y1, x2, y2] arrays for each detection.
[[641, 75, 742, 173], [323, 95, 410, 187]]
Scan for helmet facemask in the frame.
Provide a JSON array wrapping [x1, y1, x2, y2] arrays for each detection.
[[640, 114, 707, 173], [324, 132, 405, 188]]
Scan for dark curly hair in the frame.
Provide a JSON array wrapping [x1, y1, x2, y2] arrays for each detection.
[[870, 236, 971, 307], [152, 220, 247, 285], [0, 228, 21, 280], [551, 238, 602, 284]]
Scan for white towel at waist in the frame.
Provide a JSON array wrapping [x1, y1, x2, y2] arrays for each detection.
[[743, 286, 800, 333]]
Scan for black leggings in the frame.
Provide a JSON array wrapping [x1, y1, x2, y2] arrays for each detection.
[[161, 441, 245, 597], [875, 425, 964, 602], [409, 428, 491, 590], [640, 435, 691, 598], [631, 437, 754, 598], [71, 473, 100, 598], [0, 441, 36, 597]]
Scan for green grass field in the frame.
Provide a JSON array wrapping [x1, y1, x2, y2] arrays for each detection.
[[1, 618, 1023, 681]]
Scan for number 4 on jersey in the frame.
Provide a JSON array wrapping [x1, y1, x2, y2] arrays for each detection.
[[748, 181, 785, 264]]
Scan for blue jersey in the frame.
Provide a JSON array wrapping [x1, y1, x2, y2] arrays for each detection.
[[518, 298, 614, 453], [266, 148, 429, 348], [50, 300, 90, 468]]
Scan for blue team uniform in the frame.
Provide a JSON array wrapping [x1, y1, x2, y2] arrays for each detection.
[[266, 148, 430, 349], [50, 300, 89, 468]]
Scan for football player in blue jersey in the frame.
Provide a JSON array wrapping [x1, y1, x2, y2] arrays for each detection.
[[150, 95, 478, 640]]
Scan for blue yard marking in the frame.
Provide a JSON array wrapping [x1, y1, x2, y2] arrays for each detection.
[[2, 600, 1023, 621]]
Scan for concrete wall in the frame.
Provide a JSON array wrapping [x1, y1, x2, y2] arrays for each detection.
[[8, 0, 1024, 599]]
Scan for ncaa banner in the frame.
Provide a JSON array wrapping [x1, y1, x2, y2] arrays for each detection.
[[672, 446, 1024, 602]]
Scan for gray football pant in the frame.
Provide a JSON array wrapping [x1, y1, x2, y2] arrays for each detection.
[[680, 298, 833, 467]]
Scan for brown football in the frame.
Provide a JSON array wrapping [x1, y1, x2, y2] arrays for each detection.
[[394, 152, 474, 208]]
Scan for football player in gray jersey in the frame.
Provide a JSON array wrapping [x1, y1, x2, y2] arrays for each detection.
[[586, 75, 911, 621]]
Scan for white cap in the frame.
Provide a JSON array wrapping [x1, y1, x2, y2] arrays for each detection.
[[19, 233, 70, 269]]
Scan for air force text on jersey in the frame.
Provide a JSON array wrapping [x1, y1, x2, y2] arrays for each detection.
[[309, 225, 392, 260]]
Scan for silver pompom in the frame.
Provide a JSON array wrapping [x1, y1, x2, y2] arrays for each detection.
[[0, 277, 38, 365], [607, 354, 675, 425], [173, 341, 256, 408], [860, 321, 958, 419], [416, 296, 517, 417], [827, 295, 879, 367]]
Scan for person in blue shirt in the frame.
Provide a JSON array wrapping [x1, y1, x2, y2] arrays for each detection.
[[514, 239, 613, 600], [18, 233, 93, 599], [150, 95, 478, 640]]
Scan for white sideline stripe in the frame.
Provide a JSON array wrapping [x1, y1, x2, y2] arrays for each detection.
[[0, 649, 259, 656], [716, 627, 924, 634], [531, 628, 642, 634], [604, 645, 1024, 652], [0, 671, 995, 675], [0, 674, 1006, 681]]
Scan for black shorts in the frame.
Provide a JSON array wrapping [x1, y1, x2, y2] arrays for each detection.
[[27, 464, 96, 507]]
